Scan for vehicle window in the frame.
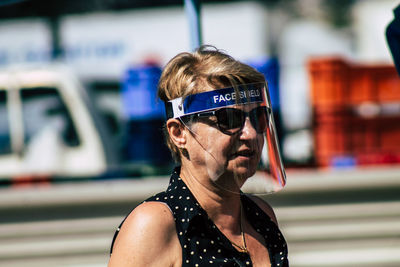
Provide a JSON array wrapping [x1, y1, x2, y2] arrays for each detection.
[[0, 90, 11, 154], [20, 87, 80, 147]]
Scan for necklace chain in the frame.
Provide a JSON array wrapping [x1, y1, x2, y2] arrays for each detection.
[[230, 204, 248, 254]]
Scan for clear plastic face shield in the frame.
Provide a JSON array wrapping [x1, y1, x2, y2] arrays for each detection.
[[165, 82, 286, 195]]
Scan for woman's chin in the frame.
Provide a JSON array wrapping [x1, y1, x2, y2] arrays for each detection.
[[238, 168, 256, 180], [226, 165, 256, 181], [229, 160, 258, 177]]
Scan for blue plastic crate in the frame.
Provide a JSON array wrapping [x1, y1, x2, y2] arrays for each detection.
[[120, 64, 172, 167], [121, 64, 165, 120], [248, 57, 280, 111]]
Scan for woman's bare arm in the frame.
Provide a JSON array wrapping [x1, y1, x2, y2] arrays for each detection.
[[108, 201, 181, 267]]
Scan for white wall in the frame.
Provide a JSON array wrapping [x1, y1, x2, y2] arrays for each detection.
[[0, 2, 269, 80], [60, 7, 189, 80], [0, 19, 51, 66], [278, 20, 354, 130], [352, 0, 399, 63], [202, 2, 269, 60], [60, 2, 269, 80]]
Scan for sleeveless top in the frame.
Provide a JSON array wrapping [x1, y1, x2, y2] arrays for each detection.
[[110, 167, 289, 267]]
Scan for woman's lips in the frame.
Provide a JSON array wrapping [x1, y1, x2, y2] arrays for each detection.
[[232, 150, 255, 158]]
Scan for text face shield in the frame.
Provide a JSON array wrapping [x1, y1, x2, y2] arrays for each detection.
[[166, 83, 286, 195]]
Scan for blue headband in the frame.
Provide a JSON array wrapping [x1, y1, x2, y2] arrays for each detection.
[[165, 83, 266, 119]]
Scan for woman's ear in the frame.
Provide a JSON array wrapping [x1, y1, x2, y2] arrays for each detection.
[[166, 119, 186, 148]]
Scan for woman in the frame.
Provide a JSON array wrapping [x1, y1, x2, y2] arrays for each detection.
[[109, 46, 288, 267]]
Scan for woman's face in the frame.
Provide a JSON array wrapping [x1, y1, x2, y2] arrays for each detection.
[[184, 103, 264, 189]]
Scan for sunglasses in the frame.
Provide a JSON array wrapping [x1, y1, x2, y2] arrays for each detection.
[[186, 106, 270, 135]]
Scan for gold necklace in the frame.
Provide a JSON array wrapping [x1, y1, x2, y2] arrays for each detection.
[[230, 204, 248, 254]]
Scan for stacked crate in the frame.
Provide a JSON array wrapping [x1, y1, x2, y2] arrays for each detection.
[[308, 57, 400, 167]]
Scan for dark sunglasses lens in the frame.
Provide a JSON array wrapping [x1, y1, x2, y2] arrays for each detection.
[[250, 106, 268, 133], [216, 108, 245, 134]]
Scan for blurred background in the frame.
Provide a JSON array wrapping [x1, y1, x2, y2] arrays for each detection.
[[0, 0, 399, 266]]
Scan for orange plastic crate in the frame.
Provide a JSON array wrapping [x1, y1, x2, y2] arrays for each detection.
[[308, 58, 349, 107]]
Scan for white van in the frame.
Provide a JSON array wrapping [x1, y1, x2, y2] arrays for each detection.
[[0, 65, 118, 183]]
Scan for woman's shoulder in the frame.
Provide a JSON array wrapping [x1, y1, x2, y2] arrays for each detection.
[[119, 201, 176, 240], [244, 194, 278, 225], [109, 201, 180, 266]]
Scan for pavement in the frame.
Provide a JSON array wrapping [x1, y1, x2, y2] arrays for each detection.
[[0, 165, 399, 267]]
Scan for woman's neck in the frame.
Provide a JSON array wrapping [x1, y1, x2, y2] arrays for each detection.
[[179, 164, 242, 234]]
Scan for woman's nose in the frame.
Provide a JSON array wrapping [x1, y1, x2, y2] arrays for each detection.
[[239, 117, 258, 139]]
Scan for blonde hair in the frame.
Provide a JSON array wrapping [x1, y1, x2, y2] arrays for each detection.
[[158, 45, 266, 162]]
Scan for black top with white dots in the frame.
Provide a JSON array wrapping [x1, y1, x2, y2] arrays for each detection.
[[110, 167, 289, 267]]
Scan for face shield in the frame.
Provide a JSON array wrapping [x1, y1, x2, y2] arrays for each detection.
[[165, 82, 286, 195]]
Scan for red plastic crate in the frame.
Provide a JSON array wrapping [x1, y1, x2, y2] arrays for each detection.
[[308, 57, 400, 107], [313, 113, 400, 167], [309, 57, 400, 167], [313, 108, 352, 167], [356, 152, 400, 165], [378, 116, 400, 151]]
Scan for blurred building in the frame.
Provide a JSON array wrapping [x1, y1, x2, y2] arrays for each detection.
[[0, 0, 399, 182]]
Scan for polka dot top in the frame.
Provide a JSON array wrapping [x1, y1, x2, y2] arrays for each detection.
[[110, 167, 289, 267]]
